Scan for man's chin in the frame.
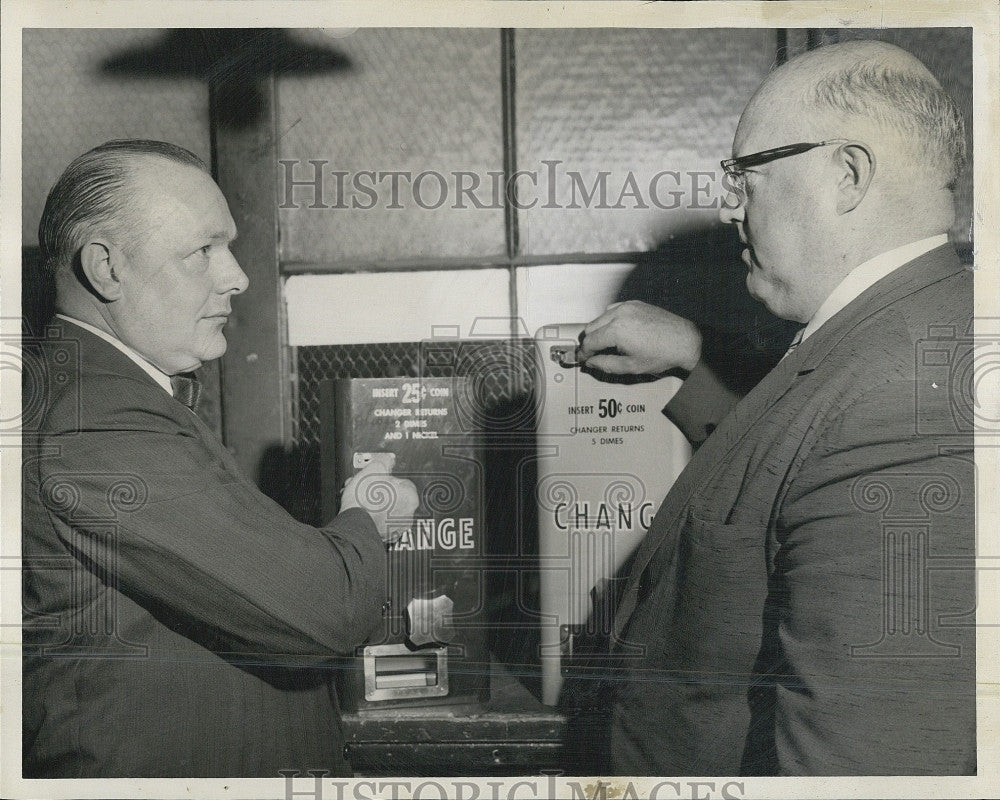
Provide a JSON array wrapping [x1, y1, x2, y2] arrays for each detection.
[[198, 335, 228, 364], [745, 274, 784, 316]]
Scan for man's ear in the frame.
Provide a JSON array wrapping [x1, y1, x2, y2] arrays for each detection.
[[834, 142, 876, 215], [78, 240, 124, 301]]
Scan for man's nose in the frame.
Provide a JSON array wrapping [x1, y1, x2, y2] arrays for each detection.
[[218, 249, 250, 295]]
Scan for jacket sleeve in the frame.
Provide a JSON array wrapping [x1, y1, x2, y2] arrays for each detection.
[[662, 360, 743, 446], [771, 375, 976, 775], [37, 375, 387, 660]]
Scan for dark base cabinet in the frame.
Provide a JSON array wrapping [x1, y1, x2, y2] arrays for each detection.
[[342, 664, 566, 777]]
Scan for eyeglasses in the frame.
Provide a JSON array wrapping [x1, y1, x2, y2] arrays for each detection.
[[720, 139, 852, 205]]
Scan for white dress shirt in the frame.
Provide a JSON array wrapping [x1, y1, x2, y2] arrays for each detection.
[[798, 234, 949, 344], [55, 313, 173, 395]]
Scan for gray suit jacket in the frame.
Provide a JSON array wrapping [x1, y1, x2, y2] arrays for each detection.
[[610, 245, 976, 775], [22, 320, 387, 777]]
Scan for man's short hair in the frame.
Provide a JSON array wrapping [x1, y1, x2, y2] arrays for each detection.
[[811, 56, 967, 189], [38, 140, 208, 277]]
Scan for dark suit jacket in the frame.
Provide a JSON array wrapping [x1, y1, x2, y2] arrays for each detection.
[[22, 320, 387, 778], [610, 245, 976, 775]]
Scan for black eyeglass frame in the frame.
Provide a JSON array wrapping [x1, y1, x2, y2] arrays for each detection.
[[720, 138, 852, 174]]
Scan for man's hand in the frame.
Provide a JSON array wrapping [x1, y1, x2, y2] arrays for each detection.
[[340, 453, 418, 544], [577, 301, 702, 376]]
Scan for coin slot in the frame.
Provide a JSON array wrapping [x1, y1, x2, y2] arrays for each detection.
[[362, 643, 449, 701], [373, 653, 439, 689]]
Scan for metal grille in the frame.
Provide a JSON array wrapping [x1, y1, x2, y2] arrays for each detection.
[[291, 339, 538, 524], [293, 338, 543, 671]]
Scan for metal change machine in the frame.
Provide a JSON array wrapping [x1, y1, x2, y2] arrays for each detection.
[[321, 376, 490, 712]]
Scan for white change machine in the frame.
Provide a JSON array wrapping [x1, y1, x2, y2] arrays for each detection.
[[535, 323, 691, 705]]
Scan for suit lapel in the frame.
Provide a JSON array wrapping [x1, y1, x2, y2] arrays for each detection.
[[613, 245, 965, 637], [612, 350, 804, 637]]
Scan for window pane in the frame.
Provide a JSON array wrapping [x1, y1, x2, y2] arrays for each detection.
[[515, 29, 775, 257], [285, 270, 511, 345], [277, 29, 506, 266]]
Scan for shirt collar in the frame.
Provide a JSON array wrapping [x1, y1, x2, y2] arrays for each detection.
[[800, 234, 950, 343], [55, 313, 174, 395]]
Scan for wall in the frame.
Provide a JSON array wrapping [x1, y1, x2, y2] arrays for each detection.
[[22, 29, 211, 246]]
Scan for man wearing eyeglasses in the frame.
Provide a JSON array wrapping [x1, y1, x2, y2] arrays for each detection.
[[578, 40, 975, 775]]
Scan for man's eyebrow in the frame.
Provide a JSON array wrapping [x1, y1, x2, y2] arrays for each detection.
[[201, 229, 238, 243]]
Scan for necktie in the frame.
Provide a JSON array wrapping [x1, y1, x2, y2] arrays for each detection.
[[781, 328, 805, 361], [170, 372, 201, 411]]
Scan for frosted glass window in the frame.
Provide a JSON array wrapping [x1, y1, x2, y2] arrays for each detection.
[[277, 29, 506, 265], [515, 29, 775, 256]]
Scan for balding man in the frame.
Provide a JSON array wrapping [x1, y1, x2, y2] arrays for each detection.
[[22, 140, 417, 777], [579, 42, 975, 775]]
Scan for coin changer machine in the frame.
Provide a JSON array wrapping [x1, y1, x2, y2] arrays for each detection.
[[321, 376, 490, 711], [320, 327, 691, 715], [534, 324, 691, 705]]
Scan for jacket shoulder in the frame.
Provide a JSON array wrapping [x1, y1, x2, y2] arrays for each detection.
[[24, 335, 185, 437]]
